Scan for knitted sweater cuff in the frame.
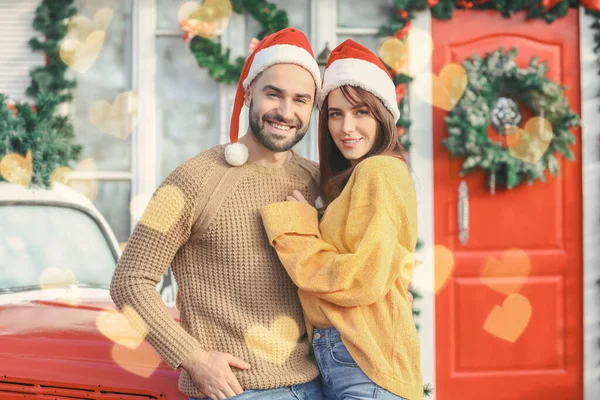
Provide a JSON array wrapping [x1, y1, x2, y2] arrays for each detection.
[[165, 331, 204, 369], [261, 202, 320, 244]]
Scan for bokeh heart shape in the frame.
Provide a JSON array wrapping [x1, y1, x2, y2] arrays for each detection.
[[97, 306, 160, 377], [434, 245, 455, 293], [66, 8, 114, 42], [139, 185, 186, 234], [480, 249, 531, 296], [50, 166, 75, 186], [378, 28, 433, 75], [89, 91, 138, 139], [96, 306, 149, 349], [483, 293, 532, 343], [506, 117, 553, 164], [178, 0, 233, 40], [414, 64, 468, 111], [38, 267, 81, 305], [245, 316, 300, 365], [59, 30, 105, 73], [39, 267, 78, 289], [111, 341, 162, 378], [0, 150, 33, 187], [379, 37, 409, 73]]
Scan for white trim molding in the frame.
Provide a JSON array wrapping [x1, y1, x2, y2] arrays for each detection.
[[67, 171, 133, 180], [408, 10, 436, 399], [580, 8, 600, 400], [131, 0, 158, 227], [310, 0, 337, 162], [336, 27, 379, 36]]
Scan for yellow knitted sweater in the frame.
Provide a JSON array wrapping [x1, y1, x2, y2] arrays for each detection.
[[261, 155, 423, 400], [110, 145, 320, 398]]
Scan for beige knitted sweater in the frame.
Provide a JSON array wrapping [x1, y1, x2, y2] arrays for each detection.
[[110, 144, 321, 397]]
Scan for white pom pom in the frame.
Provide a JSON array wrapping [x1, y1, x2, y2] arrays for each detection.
[[224, 142, 249, 166]]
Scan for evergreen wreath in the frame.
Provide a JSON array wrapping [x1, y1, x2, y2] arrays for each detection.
[[443, 47, 579, 190], [186, 0, 288, 84]]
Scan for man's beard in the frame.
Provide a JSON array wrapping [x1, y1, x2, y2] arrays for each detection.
[[248, 100, 309, 152]]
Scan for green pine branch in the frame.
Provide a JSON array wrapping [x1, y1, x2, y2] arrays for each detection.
[[189, 0, 288, 84], [0, 94, 82, 188], [26, 0, 77, 104]]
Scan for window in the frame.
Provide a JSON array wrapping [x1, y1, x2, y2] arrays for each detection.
[[69, 0, 134, 243], [336, 0, 392, 52], [0, 205, 116, 290]]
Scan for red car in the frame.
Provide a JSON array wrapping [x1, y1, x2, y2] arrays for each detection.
[[0, 182, 186, 400]]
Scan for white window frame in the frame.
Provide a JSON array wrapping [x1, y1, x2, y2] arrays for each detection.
[[131, 0, 157, 230]]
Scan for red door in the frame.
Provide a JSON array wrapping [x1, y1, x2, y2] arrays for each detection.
[[433, 10, 582, 400]]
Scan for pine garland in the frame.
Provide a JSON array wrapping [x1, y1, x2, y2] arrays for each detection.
[[187, 0, 288, 84], [0, 94, 82, 187], [394, 73, 414, 152], [27, 0, 77, 104], [427, 0, 576, 22]]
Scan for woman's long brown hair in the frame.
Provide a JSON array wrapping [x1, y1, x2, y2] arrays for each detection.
[[318, 85, 406, 207]]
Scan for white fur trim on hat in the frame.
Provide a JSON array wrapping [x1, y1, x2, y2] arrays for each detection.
[[318, 58, 400, 122], [243, 44, 322, 94], [225, 142, 249, 166]]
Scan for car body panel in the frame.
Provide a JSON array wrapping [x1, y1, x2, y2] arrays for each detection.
[[0, 182, 186, 399]]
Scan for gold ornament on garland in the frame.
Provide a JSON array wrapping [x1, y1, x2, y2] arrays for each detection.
[[178, 0, 233, 41]]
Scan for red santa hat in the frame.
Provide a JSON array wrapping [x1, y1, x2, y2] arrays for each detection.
[[225, 28, 322, 166], [317, 39, 399, 122]]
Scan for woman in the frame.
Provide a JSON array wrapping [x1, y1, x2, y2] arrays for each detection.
[[261, 39, 422, 400]]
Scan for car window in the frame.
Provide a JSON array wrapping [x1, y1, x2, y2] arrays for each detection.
[[0, 204, 116, 291]]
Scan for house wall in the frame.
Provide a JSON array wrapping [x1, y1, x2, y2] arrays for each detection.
[[580, 8, 600, 400]]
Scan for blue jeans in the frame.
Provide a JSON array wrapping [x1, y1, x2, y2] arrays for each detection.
[[190, 378, 323, 400], [312, 327, 407, 400]]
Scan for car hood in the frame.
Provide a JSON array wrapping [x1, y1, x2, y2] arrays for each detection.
[[0, 291, 186, 399], [0, 291, 180, 341]]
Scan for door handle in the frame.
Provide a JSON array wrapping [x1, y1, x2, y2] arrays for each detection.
[[458, 180, 469, 246]]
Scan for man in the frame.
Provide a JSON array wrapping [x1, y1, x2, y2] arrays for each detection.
[[110, 28, 323, 400]]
